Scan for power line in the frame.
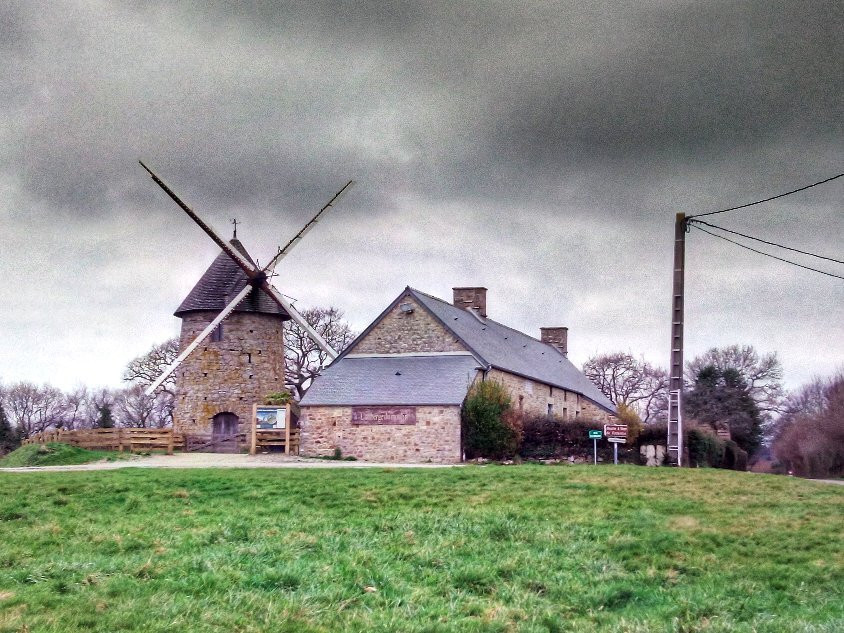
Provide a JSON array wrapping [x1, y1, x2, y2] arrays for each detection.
[[689, 219, 844, 266], [687, 172, 844, 219], [690, 224, 844, 280]]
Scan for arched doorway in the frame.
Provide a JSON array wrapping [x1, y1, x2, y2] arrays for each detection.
[[212, 412, 239, 437]]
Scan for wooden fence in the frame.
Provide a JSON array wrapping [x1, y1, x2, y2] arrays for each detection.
[[251, 428, 300, 455], [23, 428, 183, 455]]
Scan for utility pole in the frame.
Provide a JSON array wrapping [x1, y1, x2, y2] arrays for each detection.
[[668, 212, 686, 466]]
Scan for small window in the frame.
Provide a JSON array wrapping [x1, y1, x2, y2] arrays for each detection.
[[211, 323, 223, 342], [547, 403, 554, 416]]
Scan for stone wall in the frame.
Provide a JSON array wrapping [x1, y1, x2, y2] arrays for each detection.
[[580, 399, 615, 424], [350, 296, 466, 354], [486, 369, 615, 423], [300, 405, 462, 463], [173, 311, 286, 434]]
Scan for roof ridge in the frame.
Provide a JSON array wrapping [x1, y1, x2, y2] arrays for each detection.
[[408, 287, 558, 351]]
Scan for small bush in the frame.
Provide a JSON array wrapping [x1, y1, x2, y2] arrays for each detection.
[[462, 381, 520, 460], [687, 428, 723, 468], [265, 391, 292, 405], [686, 428, 747, 471], [636, 423, 668, 447], [722, 440, 748, 471]]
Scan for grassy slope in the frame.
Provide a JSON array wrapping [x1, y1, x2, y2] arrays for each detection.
[[0, 443, 129, 468], [0, 466, 841, 633]]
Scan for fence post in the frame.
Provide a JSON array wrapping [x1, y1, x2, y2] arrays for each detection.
[[250, 403, 258, 455], [284, 403, 291, 455], [167, 428, 174, 455]]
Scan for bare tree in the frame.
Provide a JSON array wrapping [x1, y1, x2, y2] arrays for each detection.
[[114, 385, 158, 428], [773, 370, 844, 477], [123, 339, 177, 426], [284, 306, 356, 400], [582, 353, 668, 423], [62, 386, 91, 430], [686, 345, 783, 415], [2, 382, 67, 438], [123, 338, 179, 395]]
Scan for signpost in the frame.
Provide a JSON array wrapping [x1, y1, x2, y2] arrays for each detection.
[[588, 430, 602, 464], [604, 424, 628, 465]]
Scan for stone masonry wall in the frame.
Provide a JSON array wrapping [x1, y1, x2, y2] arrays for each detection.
[[487, 369, 615, 423], [350, 297, 466, 354], [173, 312, 285, 434], [300, 405, 462, 463], [580, 399, 615, 425]]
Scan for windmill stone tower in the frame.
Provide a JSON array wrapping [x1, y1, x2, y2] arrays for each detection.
[[172, 237, 290, 436]]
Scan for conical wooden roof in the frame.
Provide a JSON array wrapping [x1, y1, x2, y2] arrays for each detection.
[[174, 239, 289, 320]]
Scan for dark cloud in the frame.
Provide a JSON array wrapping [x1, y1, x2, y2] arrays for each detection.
[[1, 0, 842, 389]]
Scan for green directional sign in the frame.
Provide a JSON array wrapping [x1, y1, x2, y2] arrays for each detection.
[[588, 430, 602, 439]]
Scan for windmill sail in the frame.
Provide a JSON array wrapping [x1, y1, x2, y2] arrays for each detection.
[[140, 162, 353, 393]]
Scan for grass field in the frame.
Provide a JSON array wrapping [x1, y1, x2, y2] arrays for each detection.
[[0, 443, 131, 468], [0, 465, 841, 632]]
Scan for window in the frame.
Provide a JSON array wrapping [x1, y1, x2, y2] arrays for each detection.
[[211, 323, 223, 342], [547, 403, 554, 416]]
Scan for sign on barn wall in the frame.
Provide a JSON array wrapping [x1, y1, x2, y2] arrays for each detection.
[[351, 407, 417, 425]]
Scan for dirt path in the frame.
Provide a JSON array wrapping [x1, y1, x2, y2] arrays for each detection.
[[0, 452, 459, 473]]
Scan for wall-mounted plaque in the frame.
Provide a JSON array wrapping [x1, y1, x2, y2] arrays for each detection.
[[351, 406, 417, 425]]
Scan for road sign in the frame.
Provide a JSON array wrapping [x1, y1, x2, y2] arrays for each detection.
[[604, 424, 628, 438], [588, 430, 602, 439], [607, 437, 626, 444]]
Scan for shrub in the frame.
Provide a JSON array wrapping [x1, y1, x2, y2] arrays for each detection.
[[687, 428, 723, 468], [636, 423, 668, 447], [265, 391, 292, 405], [462, 381, 520, 460], [685, 428, 747, 470], [722, 441, 748, 471], [615, 403, 643, 444], [520, 416, 609, 460]]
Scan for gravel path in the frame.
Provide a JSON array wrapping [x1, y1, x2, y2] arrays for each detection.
[[0, 452, 459, 473]]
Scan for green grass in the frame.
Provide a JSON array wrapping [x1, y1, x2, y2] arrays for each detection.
[[0, 443, 130, 468], [0, 465, 841, 632]]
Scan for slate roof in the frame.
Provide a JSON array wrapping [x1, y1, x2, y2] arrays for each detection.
[[174, 238, 289, 319], [300, 354, 482, 406], [405, 288, 616, 413]]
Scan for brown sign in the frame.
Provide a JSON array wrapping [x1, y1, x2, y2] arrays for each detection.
[[351, 406, 417, 426], [604, 424, 628, 438]]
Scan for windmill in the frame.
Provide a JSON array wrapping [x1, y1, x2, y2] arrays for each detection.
[[138, 161, 353, 435]]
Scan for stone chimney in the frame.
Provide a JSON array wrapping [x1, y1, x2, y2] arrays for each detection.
[[452, 287, 487, 317], [540, 327, 568, 356]]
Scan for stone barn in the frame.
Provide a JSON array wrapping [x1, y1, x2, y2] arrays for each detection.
[[300, 287, 616, 463], [172, 237, 288, 438]]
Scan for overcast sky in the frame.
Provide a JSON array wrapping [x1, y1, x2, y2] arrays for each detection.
[[1, 0, 842, 393]]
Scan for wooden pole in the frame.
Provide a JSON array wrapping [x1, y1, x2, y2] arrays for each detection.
[[284, 404, 291, 455], [668, 212, 686, 466], [250, 403, 258, 455]]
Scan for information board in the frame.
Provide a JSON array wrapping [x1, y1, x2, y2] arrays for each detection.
[[256, 406, 287, 429]]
